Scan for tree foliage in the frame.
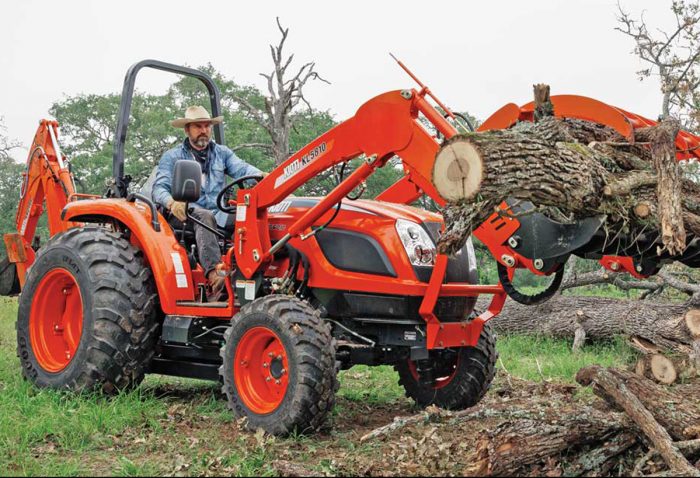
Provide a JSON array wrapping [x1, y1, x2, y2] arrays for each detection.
[[0, 118, 26, 254], [49, 65, 336, 195]]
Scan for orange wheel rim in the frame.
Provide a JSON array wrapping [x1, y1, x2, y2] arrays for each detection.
[[29, 268, 84, 373], [408, 353, 460, 390], [234, 326, 289, 414]]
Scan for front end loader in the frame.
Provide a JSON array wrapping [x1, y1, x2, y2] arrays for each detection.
[[5, 59, 700, 435]]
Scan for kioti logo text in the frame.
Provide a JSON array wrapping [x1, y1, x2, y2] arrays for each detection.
[[274, 142, 329, 188]]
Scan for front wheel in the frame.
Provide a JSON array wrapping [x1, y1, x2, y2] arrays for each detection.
[[220, 295, 337, 435], [395, 323, 498, 409]]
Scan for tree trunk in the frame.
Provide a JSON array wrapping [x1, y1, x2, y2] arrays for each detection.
[[432, 85, 697, 258], [485, 295, 698, 355]]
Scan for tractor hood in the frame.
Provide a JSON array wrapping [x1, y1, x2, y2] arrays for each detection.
[[268, 197, 442, 224]]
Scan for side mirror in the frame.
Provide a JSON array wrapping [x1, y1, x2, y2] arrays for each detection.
[[172, 160, 201, 202]]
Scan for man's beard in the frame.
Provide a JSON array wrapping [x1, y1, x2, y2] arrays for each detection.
[[193, 135, 209, 148]]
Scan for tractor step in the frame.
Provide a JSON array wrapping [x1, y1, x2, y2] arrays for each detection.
[[148, 357, 220, 381], [175, 300, 229, 308]]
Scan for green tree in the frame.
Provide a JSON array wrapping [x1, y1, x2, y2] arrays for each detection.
[[0, 118, 26, 254], [50, 63, 339, 197]]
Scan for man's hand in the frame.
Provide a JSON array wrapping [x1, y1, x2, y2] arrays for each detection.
[[168, 199, 187, 222]]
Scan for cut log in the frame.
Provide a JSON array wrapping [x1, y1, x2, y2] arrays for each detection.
[[649, 354, 678, 385], [433, 85, 694, 259], [685, 309, 700, 337], [576, 366, 699, 476], [432, 140, 483, 201], [634, 201, 654, 218], [631, 339, 681, 385], [484, 295, 698, 356], [638, 120, 686, 255]]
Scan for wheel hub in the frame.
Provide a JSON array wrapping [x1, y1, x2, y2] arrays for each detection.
[[29, 268, 84, 372], [234, 326, 289, 414]]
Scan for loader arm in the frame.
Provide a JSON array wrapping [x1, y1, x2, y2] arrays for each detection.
[[234, 88, 508, 350], [234, 88, 456, 278], [3, 120, 81, 288]]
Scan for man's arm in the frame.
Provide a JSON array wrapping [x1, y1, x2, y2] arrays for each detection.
[[152, 152, 176, 208], [223, 148, 263, 179]]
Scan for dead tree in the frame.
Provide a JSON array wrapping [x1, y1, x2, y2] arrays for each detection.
[[234, 18, 329, 166], [0, 117, 20, 161], [617, 1, 700, 129]]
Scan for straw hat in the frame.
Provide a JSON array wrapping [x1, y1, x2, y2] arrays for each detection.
[[171, 105, 223, 128]]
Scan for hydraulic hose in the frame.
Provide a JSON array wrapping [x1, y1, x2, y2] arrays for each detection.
[[496, 263, 565, 305]]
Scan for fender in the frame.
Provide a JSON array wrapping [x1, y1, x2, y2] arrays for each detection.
[[62, 198, 198, 313]]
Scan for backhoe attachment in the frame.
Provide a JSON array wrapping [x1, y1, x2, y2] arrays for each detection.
[[2, 120, 80, 293]]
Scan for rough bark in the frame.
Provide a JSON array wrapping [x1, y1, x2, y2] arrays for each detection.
[[533, 83, 554, 121], [576, 366, 699, 476], [568, 433, 639, 477], [638, 120, 686, 254], [485, 295, 699, 355], [433, 86, 690, 258], [472, 406, 627, 476]]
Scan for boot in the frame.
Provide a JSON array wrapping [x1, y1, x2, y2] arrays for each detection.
[[207, 263, 228, 302]]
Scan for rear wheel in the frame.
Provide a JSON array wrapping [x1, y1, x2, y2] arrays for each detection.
[[16, 226, 158, 392], [395, 323, 497, 409], [220, 295, 337, 435]]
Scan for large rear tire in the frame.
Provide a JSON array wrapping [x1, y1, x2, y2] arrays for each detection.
[[395, 323, 497, 409], [16, 226, 159, 393], [220, 295, 337, 435]]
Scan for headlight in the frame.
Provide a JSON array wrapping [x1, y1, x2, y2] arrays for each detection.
[[395, 219, 436, 267]]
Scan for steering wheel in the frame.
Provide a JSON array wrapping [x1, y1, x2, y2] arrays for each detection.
[[216, 174, 264, 213]]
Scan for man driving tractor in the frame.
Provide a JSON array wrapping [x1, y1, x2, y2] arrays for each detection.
[[152, 105, 262, 300]]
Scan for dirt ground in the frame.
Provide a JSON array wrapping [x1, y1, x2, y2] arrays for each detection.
[[43, 375, 620, 477]]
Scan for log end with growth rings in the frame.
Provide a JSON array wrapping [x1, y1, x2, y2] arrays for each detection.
[[684, 309, 700, 338], [649, 354, 678, 385], [433, 138, 484, 202]]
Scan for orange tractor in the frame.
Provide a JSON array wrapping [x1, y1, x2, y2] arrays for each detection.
[[5, 60, 700, 434]]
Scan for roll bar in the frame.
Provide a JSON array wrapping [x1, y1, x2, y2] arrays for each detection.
[[110, 59, 225, 197]]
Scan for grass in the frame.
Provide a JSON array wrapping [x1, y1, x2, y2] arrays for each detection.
[[0, 296, 635, 476], [496, 335, 634, 382]]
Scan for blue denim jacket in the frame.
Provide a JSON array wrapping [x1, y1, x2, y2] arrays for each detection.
[[152, 138, 262, 226]]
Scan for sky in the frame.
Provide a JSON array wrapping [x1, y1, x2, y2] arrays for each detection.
[[0, 0, 678, 161]]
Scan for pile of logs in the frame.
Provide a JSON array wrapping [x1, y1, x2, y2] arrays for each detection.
[[360, 367, 700, 476], [407, 84, 700, 475], [433, 84, 698, 258]]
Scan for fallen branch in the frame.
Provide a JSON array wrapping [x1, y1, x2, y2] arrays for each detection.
[[576, 366, 699, 476], [633, 439, 700, 477]]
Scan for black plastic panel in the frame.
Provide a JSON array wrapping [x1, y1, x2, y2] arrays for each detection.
[[316, 228, 396, 277], [317, 290, 475, 323]]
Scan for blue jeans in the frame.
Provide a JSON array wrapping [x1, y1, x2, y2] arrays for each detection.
[[166, 206, 221, 276]]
